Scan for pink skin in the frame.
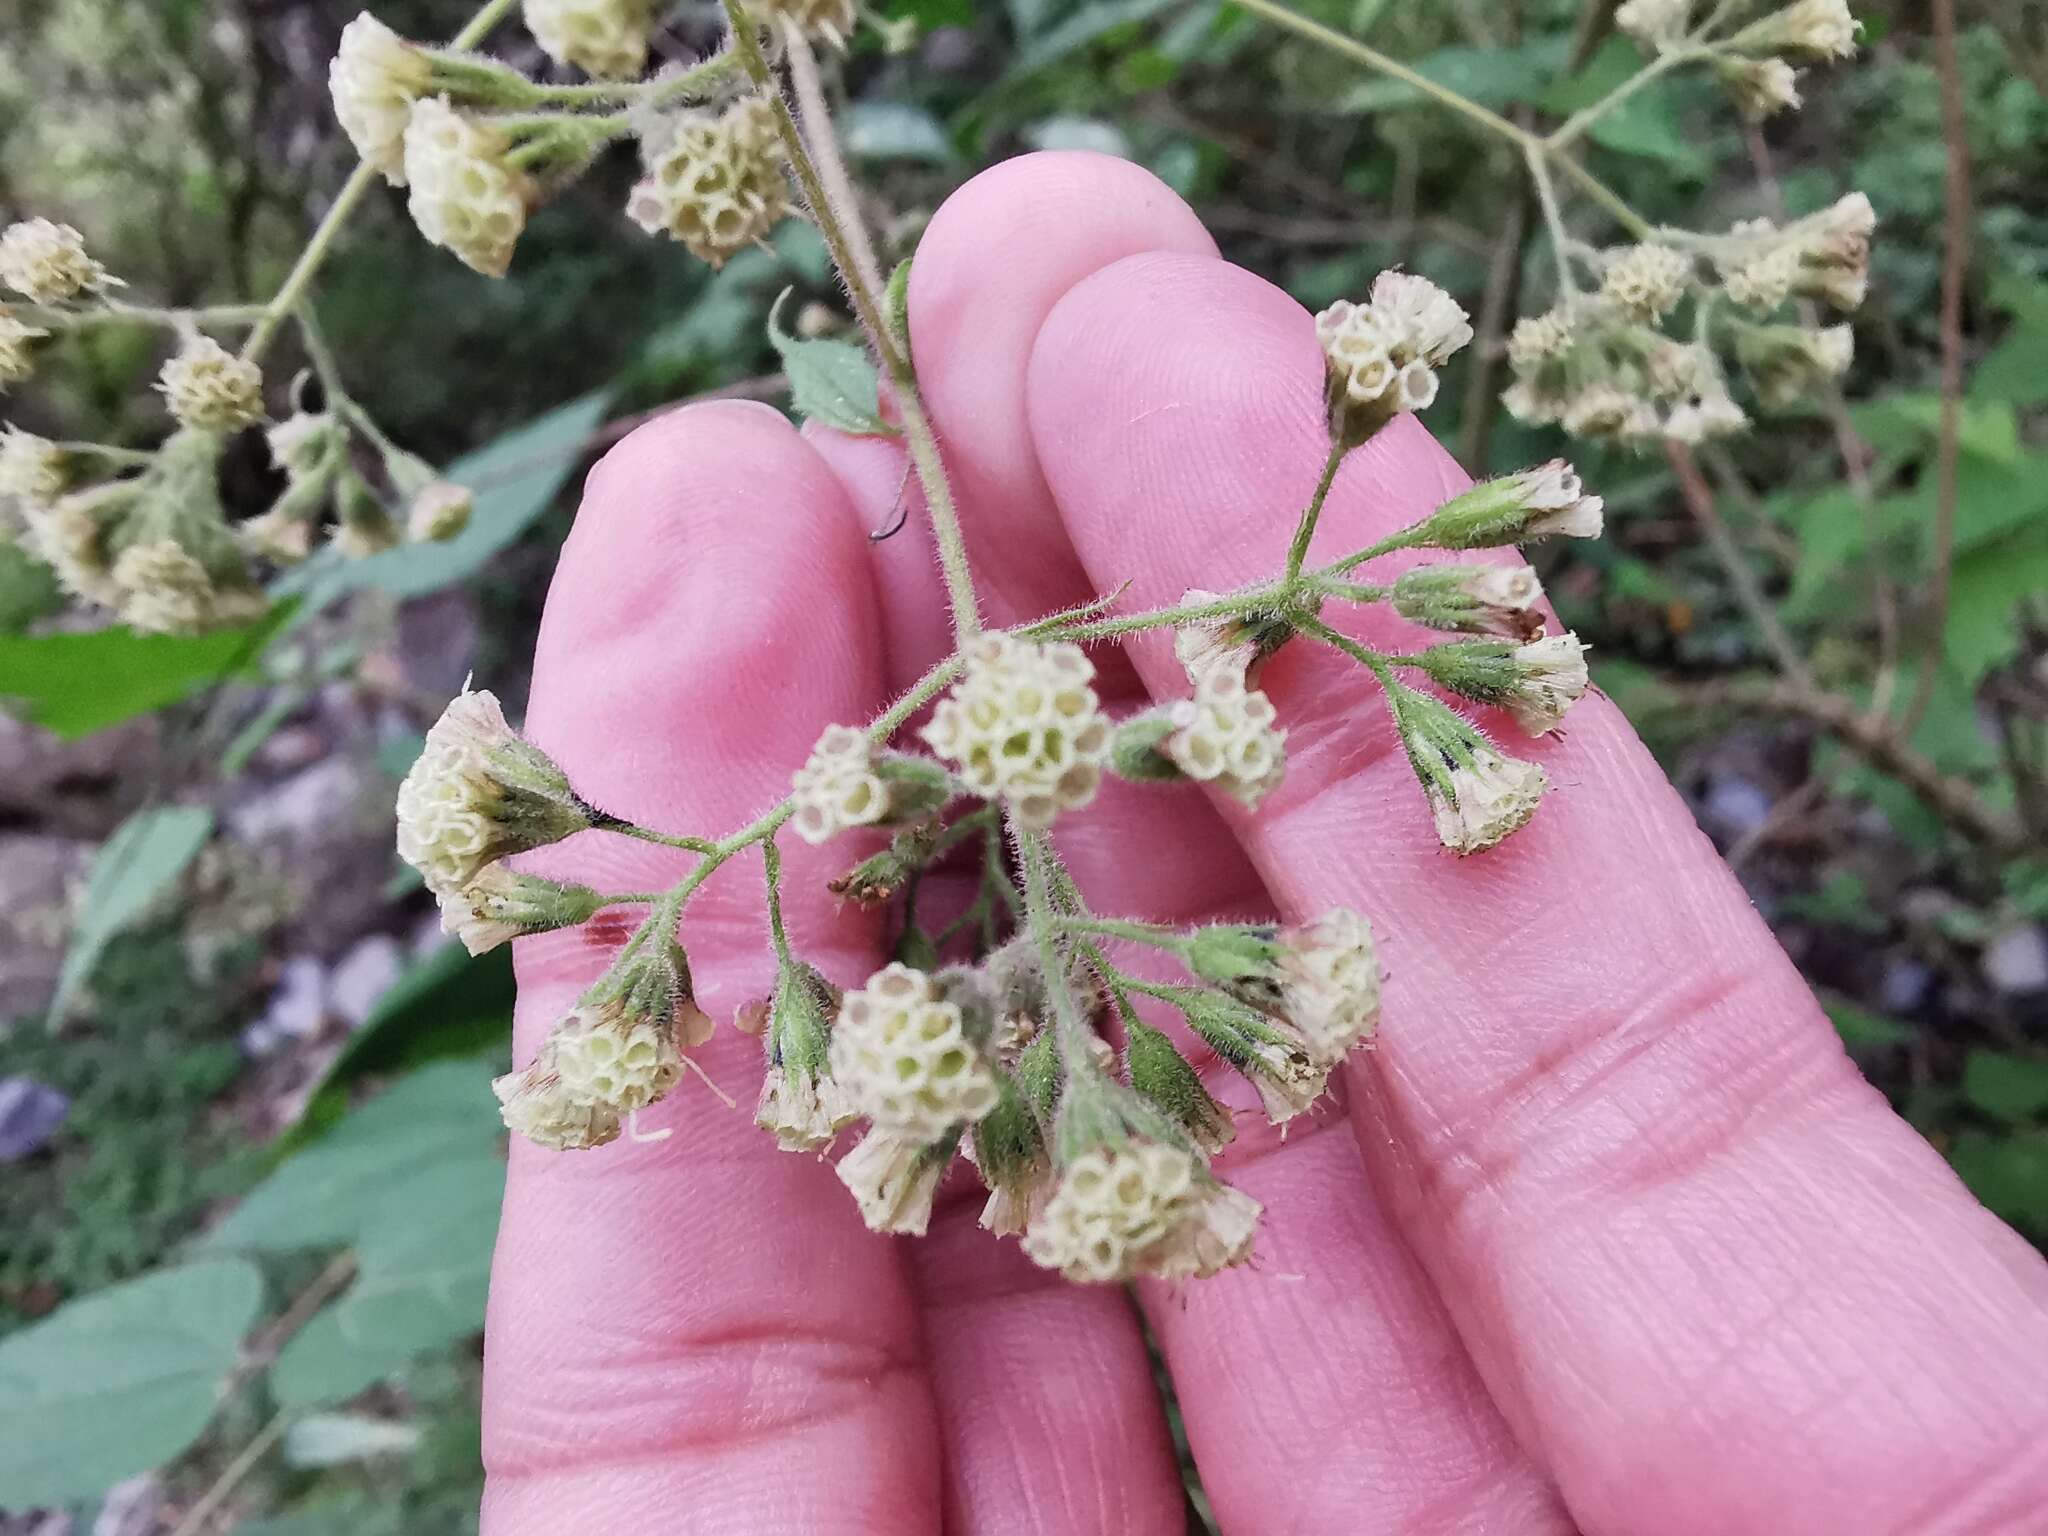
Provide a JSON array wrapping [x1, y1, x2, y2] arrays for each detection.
[[483, 153, 2048, 1533]]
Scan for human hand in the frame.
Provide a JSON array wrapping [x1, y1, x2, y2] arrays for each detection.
[[481, 153, 2048, 1535]]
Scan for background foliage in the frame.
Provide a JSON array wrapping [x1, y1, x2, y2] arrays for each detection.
[[1, 0, 2044, 1528]]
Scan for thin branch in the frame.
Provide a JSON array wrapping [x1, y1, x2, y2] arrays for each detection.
[[1665, 441, 1817, 692], [1900, 0, 1972, 735]]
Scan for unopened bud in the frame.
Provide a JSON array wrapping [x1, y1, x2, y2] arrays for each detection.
[[1415, 633, 1590, 737], [1124, 1017, 1233, 1155], [437, 865, 605, 956], [1405, 461, 1603, 550], [0, 218, 116, 304], [1391, 563, 1545, 640], [159, 336, 264, 432]]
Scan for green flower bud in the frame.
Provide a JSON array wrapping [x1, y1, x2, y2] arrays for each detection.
[[1124, 1017, 1233, 1155]]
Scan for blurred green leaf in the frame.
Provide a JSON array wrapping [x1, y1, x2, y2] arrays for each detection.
[[767, 290, 893, 437], [841, 101, 958, 163], [0, 1258, 262, 1506], [1779, 871, 1886, 934], [0, 540, 64, 631], [1342, 37, 1568, 113], [280, 391, 612, 612], [204, 1055, 502, 1254], [1542, 37, 1706, 174], [1948, 1131, 2048, 1232], [272, 1156, 501, 1407], [0, 601, 296, 739], [1973, 277, 2048, 405], [1824, 998, 1915, 1049], [50, 805, 215, 1022], [1010, 0, 1181, 74], [1962, 1051, 2048, 1125], [1943, 523, 2048, 684]]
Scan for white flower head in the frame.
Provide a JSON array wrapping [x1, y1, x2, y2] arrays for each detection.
[[1741, 0, 1859, 61], [836, 1127, 951, 1234], [1391, 563, 1546, 640], [330, 13, 434, 185], [22, 484, 131, 607], [628, 96, 790, 269], [1316, 273, 1471, 443], [435, 865, 602, 955], [1600, 244, 1693, 323], [494, 1055, 623, 1150], [546, 997, 683, 1113], [1616, 0, 1692, 47], [921, 633, 1113, 829], [0, 218, 116, 304], [831, 963, 999, 1141], [1715, 54, 1803, 119], [404, 97, 531, 277], [1562, 383, 1660, 444], [789, 724, 954, 844], [1432, 747, 1548, 855], [757, 1062, 859, 1155], [524, 0, 655, 80], [1737, 322, 1855, 408], [0, 428, 66, 507], [1276, 908, 1383, 1064], [158, 336, 265, 432], [1663, 386, 1751, 444], [407, 479, 474, 542], [0, 307, 45, 388], [394, 688, 589, 901], [1505, 632, 1591, 735], [1507, 308, 1575, 372], [1021, 1142, 1258, 1284], [1162, 663, 1287, 810], [1413, 460, 1604, 549]]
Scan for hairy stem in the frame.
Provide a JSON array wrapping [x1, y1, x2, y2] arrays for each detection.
[[1285, 440, 1349, 581]]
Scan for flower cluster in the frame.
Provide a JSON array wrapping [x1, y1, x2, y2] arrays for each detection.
[[628, 97, 790, 269], [749, 0, 860, 49], [0, 307, 47, 389], [157, 336, 265, 432], [828, 963, 1000, 1141], [922, 633, 1113, 830], [1618, 0, 1856, 119], [1021, 1142, 1259, 1284], [331, 13, 434, 182], [0, 218, 115, 304], [1315, 271, 1473, 444], [1159, 664, 1287, 810], [403, 97, 532, 278], [524, 0, 654, 80]]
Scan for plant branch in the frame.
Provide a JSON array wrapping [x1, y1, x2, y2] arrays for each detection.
[[1665, 440, 1818, 692], [1285, 440, 1348, 581]]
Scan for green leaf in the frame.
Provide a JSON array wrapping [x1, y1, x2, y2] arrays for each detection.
[[840, 102, 958, 163], [203, 1055, 503, 1254], [767, 290, 894, 437], [1541, 37, 1705, 175], [1824, 998, 1915, 1049], [1340, 37, 1568, 113], [1948, 1130, 2048, 1232], [0, 1258, 263, 1506], [279, 391, 612, 612], [272, 1155, 502, 1407], [1962, 1051, 2048, 1125], [0, 539, 64, 631], [0, 600, 296, 739], [1010, 0, 1180, 75], [50, 805, 215, 1022], [1943, 524, 2048, 684]]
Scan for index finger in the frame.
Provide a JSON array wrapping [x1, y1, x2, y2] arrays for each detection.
[[481, 403, 939, 1530], [1028, 252, 2048, 1533]]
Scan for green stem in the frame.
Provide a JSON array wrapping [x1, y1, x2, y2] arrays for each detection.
[[1297, 614, 1398, 681], [240, 0, 522, 364], [1310, 577, 1391, 604], [1546, 44, 1704, 150], [1019, 829, 1112, 1096], [167, 1410, 293, 1536], [1525, 143, 1582, 296], [1034, 587, 1288, 644], [597, 818, 721, 854], [762, 838, 793, 964], [1061, 915, 1187, 952], [1318, 532, 1413, 579], [1548, 150, 1653, 239], [1284, 439, 1348, 582]]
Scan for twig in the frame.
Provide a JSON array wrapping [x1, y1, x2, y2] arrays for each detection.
[[1900, 0, 1973, 735], [1687, 679, 2028, 857], [1665, 441, 1817, 692]]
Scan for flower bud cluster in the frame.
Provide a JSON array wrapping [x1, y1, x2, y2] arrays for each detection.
[[1391, 564, 1545, 640], [404, 97, 532, 278], [830, 963, 1000, 1141], [1020, 1142, 1259, 1284], [1599, 244, 1693, 324], [1615, 0, 1691, 48], [524, 0, 655, 80], [157, 336, 265, 432], [628, 97, 791, 269], [790, 724, 951, 844], [1716, 194, 1874, 314], [331, 13, 435, 183], [395, 688, 592, 905], [1406, 461, 1604, 550], [1416, 632, 1592, 737], [1160, 664, 1287, 810], [0, 308, 43, 388], [922, 633, 1112, 830], [1187, 911, 1383, 1069], [0, 428, 66, 508], [0, 219, 115, 304], [1387, 684, 1548, 855], [1316, 271, 1473, 445]]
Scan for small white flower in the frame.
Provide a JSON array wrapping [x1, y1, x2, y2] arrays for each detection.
[[1316, 272, 1471, 442], [756, 1062, 858, 1154], [831, 963, 999, 1141], [1515, 461, 1606, 540], [330, 13, 433, 185], [1561, 383, 1660, 443], [836, 1128, 950, 1234], [0, 428, 65, 506], [404, 97, 530, 277], [1741, 0, 1858, 61], [394, 688, 588, 901], [1276, 909, 1383, 1065], [435, 865, 600, 956], [749, 0, 860, 49], [406, 479, 474, 542], [0, 307, 44, 388], [628, 97, 790, 269], [0, 218, 115, 304], [1163, 664, 1287, 810], [791, 724, 889, 843], [1736, 322, 1855, 408], [1615, 0, 1692, 47], [1600, 244, 1692, 323], [1663, 387, 1750, 444], [1430, 747, 1549, 855], [22, 485, 129, 607], [1715, 54, 1803, 119], [1507, 309, 1574, 372], [1504, 633, 1591, 736], [922, 633, 1113, 830], [547, 998, 683, 1113], [1021, 1142, 1259, 1284], [494, 1053, 623, 1151], [158, 336, 265, 432], [524, 0, 655, 79]]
